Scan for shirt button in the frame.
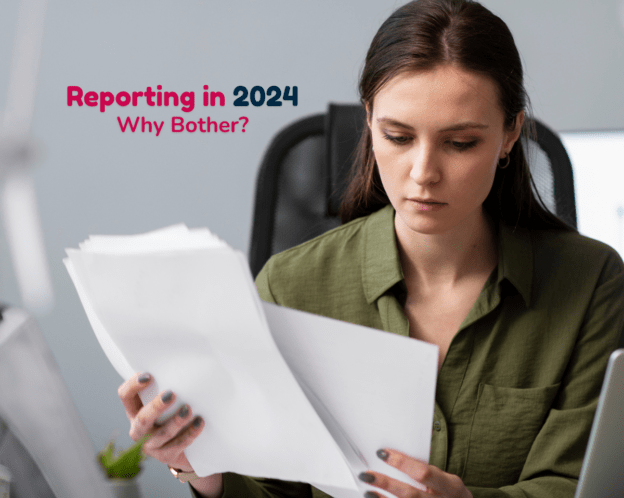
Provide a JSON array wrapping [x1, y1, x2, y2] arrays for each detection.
[[433, 421, 442, 432]]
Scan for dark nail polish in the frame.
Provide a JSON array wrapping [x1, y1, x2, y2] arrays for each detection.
[[178, 405, 189, 419], [193, 416, 203, 428], [358, 472, 375, 484], [161, 390, 173, 403], [364, 492, 379, 498], [138, 373, 151, 383], [376, 449, 389, 461]]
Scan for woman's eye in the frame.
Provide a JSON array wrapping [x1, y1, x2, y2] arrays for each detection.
[[450, 140, 478, 151], [382, 132, 411, 145]]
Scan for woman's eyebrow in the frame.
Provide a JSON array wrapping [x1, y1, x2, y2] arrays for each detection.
[[376, 117, 414, 130], [439, 122, 489, 132], [376, 116, 489, 132]]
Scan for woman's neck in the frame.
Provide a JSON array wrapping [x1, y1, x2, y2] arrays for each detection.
[[396, 209, 498, 291]]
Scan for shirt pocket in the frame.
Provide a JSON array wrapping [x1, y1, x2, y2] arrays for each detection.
[[463, 382, 560, 488]]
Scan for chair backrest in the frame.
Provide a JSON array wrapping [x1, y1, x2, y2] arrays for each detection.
[[249, 103, 577, 277]]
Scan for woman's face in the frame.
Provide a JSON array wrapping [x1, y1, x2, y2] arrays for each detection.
[[368, 65, 523, 237]]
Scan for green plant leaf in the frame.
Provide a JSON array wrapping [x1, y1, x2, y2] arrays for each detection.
[[98, 436, 148, 479], [98, 440, 115, 469]]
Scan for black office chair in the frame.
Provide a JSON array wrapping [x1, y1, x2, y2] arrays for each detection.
[[249, 103, 577, 278]]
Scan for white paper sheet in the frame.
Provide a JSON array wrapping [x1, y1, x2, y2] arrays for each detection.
[[264, 303, 437, 498], [65, 226, 354, 488], [64, 224, 439, 497]]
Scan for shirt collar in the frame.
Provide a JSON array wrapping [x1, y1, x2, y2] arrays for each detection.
[[497, 223, 533, 306], [362, 205, 404, 304], [361, 205, 533, 306]]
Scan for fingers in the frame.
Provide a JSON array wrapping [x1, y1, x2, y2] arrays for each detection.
[[156, 414, 205, 458], [382, 449, 447, 494], [143, 409, 205, 469], [359, 471, 426, 498], [144, 403, 193, 450], [129, 389, 177, 441], [118, 373, 206, 471], [360, 449, 472, 498], [118, 372, 153, 420]]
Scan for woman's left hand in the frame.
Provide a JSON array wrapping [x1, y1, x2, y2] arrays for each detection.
[[359, 449, 473, 498]]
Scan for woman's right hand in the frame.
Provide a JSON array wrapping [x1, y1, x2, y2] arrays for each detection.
[[118, 373, 224, 497]]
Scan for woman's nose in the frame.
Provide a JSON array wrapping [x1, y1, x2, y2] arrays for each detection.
[[409, 145, 441, 185]]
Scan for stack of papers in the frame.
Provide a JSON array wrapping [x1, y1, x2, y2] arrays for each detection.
[[64, 224, 438, 498]]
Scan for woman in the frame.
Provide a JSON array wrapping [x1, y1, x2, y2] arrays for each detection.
[[118, 1, 624, 497]]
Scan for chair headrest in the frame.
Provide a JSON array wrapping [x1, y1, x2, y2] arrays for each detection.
[[326, 104, 366, 216]]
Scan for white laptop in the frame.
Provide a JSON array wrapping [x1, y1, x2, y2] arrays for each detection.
[[575, 348, 624, 498]]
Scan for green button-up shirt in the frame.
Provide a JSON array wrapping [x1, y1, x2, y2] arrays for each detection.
[[212, 204, 624, 498]]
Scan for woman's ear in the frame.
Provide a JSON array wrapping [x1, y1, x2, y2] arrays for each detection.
[[503, 110, 525, 155]]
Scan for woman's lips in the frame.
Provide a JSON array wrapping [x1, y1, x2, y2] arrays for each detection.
[[408, 198, 448, 211]]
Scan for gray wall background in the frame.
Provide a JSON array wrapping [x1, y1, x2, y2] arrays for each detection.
[[0, 1, 623, 496]]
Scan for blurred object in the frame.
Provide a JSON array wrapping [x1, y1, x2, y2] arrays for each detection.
[[0, 416, 54, 497], [0, 306, 112, 498], [1, 168, 53, 312], [574, 349, 624, 498], [617, 205, 624, 255], [108, 479, 142, 498], [560, 130, 624, 257], [2, 0, 46, 138], [0, 464, 10, 498], [98, 436, 147, 480], [99, 437, 146, 498], [0, 0, 53, 313]]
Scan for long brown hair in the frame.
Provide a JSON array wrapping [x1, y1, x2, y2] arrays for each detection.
[[340, 0, 572, 231]]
